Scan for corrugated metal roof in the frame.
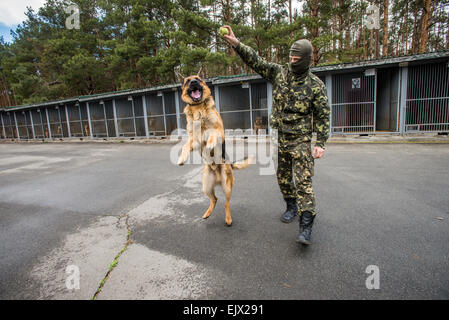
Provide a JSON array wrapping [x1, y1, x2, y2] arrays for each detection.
[[312, 50, 449, 73], [2, 50, 448, 112], [3, 96, 79, 111], [78, 83, 180, 102], [212, 74, 262, 84]]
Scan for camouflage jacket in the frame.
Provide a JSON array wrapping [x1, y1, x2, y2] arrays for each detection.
[[233, 41, 330, 148]]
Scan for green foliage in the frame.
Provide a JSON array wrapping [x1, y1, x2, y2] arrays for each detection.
[[0, 0, 447, 106]]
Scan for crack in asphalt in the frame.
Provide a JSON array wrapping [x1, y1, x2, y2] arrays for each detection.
[[89, 166, 204, 299], [91, 214, 133, 300]]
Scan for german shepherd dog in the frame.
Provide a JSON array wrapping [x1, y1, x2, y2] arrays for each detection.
[[177, 68, 253, 226]]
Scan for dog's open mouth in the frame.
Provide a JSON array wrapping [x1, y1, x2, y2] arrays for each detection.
[[188, 85, 203, 102]]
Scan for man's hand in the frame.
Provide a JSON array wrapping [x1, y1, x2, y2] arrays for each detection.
[[221, 25, 239, 47], [312, 146, 325, 159]]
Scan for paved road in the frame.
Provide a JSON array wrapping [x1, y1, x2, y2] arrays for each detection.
[[0, 141, 448, 299]]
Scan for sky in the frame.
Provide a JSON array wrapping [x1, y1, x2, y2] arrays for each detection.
[[0, 0, 302, 43], [0, 0, 46, 42]]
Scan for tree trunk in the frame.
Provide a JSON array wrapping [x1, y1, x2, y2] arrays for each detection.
[[288, 0, 293, 38], [363, 25, 367, 60], [411, 4, 420, 53], [447, 21, 449, 49], [267, 0, 271, 61], [375, 29, 379, 59], [404, 1, 409, 54], [309, 0, 321, 65], [418, 0, 432, 53], [382, 0, 389, 56]]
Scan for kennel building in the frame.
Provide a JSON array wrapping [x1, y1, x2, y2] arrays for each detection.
[[1, 51, 448, 140]]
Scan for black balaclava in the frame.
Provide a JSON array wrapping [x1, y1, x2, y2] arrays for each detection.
[[289, 39, 313, 80]]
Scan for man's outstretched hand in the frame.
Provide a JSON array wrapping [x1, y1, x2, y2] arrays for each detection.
[[221, 25, 239, 47], [312, 146, 325, 159]]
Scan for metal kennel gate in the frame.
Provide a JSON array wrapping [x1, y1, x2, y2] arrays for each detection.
[[88, 101, 108, 138], [31, 109, 47, 138], [15, 111, 33, 139], [66, 104, 84, 137], [145, 93, 166, 136], [114, 97, 138, 137], [216, 82, 268, 134], [331, 72, 376, 134], [0, 113, 4, 139], [405, 61, 449, 132], [1, 112, 17, 139]]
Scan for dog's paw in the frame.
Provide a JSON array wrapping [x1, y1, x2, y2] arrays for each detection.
[[205, 141, 217, 151], [202, 213, 210, 219], [225, 219, 232, 227], [177, 157, 185, 166]]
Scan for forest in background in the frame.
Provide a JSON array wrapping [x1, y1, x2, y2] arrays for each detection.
[[0, 0, 448, 107]]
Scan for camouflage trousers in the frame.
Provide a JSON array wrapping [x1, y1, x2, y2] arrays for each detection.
[[276, 133, 316, 216]]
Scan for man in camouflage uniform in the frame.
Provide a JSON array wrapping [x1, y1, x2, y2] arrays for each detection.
[[222, 26, 330, 245]]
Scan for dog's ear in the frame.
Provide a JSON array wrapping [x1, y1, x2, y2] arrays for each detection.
[[196, 66, 203, 78], [175, 69, 185, 83]]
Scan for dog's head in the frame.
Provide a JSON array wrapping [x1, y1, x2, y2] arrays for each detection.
[[177, 67, 211, 105]]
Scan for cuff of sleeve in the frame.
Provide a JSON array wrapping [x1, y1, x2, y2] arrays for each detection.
[[315, 141, 326, 149], [232, 41, 241, 51]]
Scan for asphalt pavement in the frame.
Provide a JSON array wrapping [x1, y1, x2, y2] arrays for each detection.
[[0, 141, 448, 299]]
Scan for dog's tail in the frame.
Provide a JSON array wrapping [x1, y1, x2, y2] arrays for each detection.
[[231, 155, 255, 170]]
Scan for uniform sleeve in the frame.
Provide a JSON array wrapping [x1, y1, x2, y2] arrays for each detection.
[[312, 83, 331, 148], [233, 42, 281, 83]]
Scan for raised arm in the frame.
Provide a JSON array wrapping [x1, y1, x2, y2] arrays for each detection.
[[221, 25, 281, 83]]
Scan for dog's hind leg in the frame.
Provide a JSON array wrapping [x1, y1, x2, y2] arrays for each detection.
[[202, 166, 217, 219], [221, 167, 234, 226]]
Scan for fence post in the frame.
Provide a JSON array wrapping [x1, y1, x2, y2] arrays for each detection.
[[101, 101, 109, 138], [112, 99, 119, 137], [248, 83, 253, 134], [24, 111, 31, 139], [325, 74, 333, 137], [266, 82, 272, 135], [161, 92, 167, 136], [39, 110, 45, 139], [142, 95, 149, 138], [214, 85, 220, 112], [77, 104, 83, 137], [174, 90, 181, 137], [29, 110, 36, 140], [57, 106, 64, 138], [65, 104, 71, 138], [399, 65, 408, 135], [373, 70, 377, 134], [0, 113, 6, 139], [13, 112, 20, 140], [45, 108, 53, 139], [130, 97, 137, 137], [86, 102, 93, 139]]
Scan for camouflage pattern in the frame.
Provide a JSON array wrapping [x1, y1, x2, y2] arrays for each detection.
[[232, 41, 330, 148], [277, 133, 315, 215], [233, 41, 330, 215]]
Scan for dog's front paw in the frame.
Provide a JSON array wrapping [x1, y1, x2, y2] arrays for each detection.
[[205, 141, 217, 151], [177, 156, 186, 166]]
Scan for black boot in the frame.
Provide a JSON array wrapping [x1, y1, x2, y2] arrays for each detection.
[[280, 198, 298, 223], [296, 211, 315, 245]]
